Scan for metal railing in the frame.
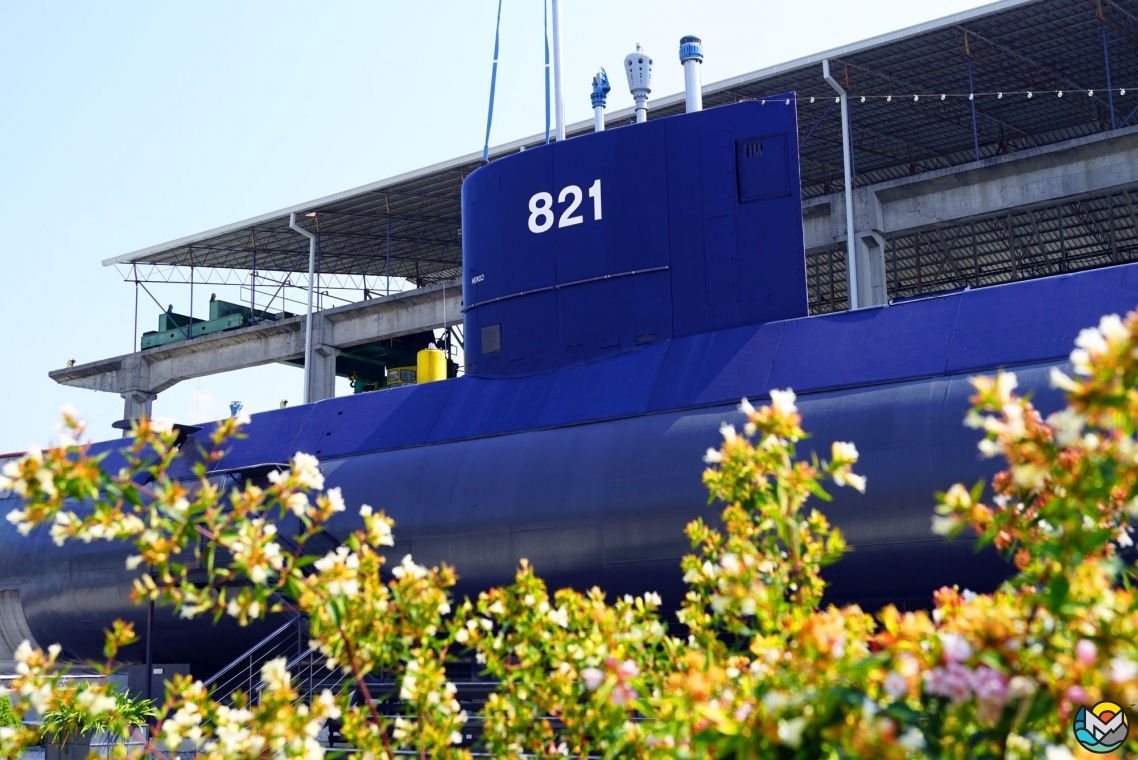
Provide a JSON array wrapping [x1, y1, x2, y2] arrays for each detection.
[[202, 614, 306, 704]]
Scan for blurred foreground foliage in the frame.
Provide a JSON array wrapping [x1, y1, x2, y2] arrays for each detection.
[[3, 309, 1138, 759]]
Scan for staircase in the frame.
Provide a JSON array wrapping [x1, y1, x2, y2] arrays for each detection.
[[202, 614, 307, 703]]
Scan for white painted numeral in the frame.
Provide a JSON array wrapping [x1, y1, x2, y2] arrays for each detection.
[[589, 179, 602, 220], [558, 185, 583, 227], [528, 191, 554, 233], [527, 180, 602, 233]]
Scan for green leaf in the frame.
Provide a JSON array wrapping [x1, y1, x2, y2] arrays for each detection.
[[1047, 575, 1070, 610]]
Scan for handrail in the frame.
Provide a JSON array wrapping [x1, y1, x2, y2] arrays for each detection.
[[285, 645, 316, 671], [202, 614, 302, 687]]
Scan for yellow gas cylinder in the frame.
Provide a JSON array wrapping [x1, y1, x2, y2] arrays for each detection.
[[416, 348, 447, 384]]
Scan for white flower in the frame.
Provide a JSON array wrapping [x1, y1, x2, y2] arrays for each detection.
[[449, 731, 463, 745], [1099, 313, 1128, 342], [943, 483, 972, 510], [720, 423, 737, 444], [720, 553, 740, 574], [644, 591, 661, 607], [897, 728, 925, 751], [1049, 367, 1080, 392], [362, 507, 395, 547], [703, 448, 723, 464], [548, 606, 569, 628], [776, 717, 806, 748], [762, 691, 790, 711], [151, 418, 176, 435], [977, 438, 1002, 458], [291, 452, 324, 490], [831, 441, 859, 463], [995, 372, 1018, 401], [1110, 657, 1138, 683], [286, 492, 309, 517], [234, 410, 252, 426], [931, 515, 958, 536], [1048, 409, 1086, 447], [126, 555, 144, 570], [739, 398, 755, 416], [833, 469, 866, 493], [5, 509, 31, 535], [581, 668, 604, 691], [1118, 527, 1134, 548], [325, 487, 346, 513], [1044, 745, 1076, 760], [940, 632, 972, 663], [391, 554, 427, 580], [1012, 464, 1048, 490], [261, 658, 290, 691], [769, 388, 797, 416], [883, 671, 908, 699], [1076, 326, 1109, 354], [1007, 676, 1037, 698], [77, 688, 115, 715], [1070, 348, 1093, 375]]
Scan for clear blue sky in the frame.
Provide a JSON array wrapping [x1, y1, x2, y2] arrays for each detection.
[[0, 0, 993, 452]]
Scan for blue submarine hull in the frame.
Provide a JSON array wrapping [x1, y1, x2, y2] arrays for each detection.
[[6, 97, 1138, 672], [2, 262, 1135, 670]]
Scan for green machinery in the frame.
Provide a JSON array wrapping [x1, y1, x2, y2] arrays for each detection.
[[141, 296, 287, 350]]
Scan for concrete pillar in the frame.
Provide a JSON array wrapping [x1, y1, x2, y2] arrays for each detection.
[[120, 390, 157, 436], [306, 345, 341, 403], [852, 187, 889, 307], [855, 233, 888, 307]]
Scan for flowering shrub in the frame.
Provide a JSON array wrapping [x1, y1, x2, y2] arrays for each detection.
[[1, 308, 1138, 758]]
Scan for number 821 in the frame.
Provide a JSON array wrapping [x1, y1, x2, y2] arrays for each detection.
[[528, 180, 602, 233]]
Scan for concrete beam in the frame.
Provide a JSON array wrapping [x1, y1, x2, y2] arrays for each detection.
[[49, 282, 463, 421], [803, 124, 1138, 253]]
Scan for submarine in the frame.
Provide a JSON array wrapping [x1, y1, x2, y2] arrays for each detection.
[[3, 80, 1137, 674]]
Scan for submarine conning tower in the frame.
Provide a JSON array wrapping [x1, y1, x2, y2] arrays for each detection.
[[461, 98, 807, 378]]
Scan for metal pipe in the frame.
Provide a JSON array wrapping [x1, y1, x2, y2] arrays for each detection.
[[144, 596, 153, 703], [289, 212, 318, 404], [1103, 24, 1116, 130], [544, 0, 551, 144], [132, 264, 139, 353], [551, 0, 565, 141], [251, 248, 257, 324], [679, 36, 703, 113], [822, 59, 859, 310], [968, 60, 980, 162], [481, 0, 504, 164], [590, 68, 610, 132]]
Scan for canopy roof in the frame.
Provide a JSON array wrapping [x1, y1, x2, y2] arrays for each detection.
[[105, 0, 1138, 282]]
